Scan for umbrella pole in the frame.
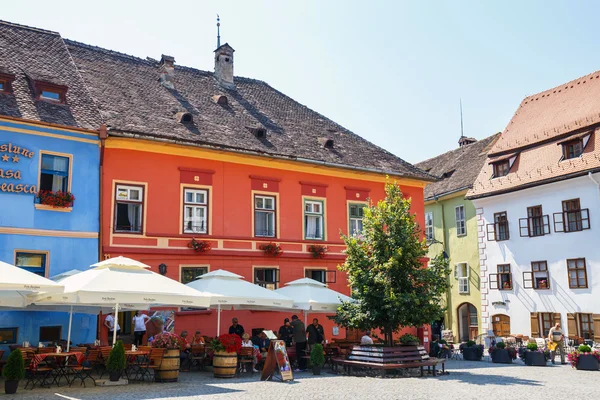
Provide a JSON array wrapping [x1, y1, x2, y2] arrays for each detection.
[[217, 304, 221, 337], [66, 305, 73, 352], [112, 302, 119, 346]]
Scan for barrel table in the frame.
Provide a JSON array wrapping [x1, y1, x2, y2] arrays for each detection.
[[213, 351, 237, 378]]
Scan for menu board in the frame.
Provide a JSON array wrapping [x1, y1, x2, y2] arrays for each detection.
[[260, 340, 294, 382]]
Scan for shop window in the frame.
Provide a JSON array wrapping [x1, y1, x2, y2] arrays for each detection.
[[0, 327, 18, 344], [39, 326, 61, 342], [114, 184, 143, 233], [254, 268, 279, 290], [15, 251, 47, 277], [183, 188, 208, 234]]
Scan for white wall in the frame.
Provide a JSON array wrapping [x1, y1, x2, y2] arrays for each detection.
[[474, 172, 600, 337]]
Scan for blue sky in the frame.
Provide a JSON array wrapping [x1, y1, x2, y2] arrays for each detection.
[[3, 1, 600, 163]]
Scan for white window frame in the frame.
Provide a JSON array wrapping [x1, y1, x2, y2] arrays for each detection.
[[304, 200, 324, 240], [455, 205, 466, 236], [348, 203, 365, 235], [254, 195, 276, 237], [425, 212, 434, 241], [114, 184, 143, 233], [456, 262, 470, 294], [183, 188, 208, 234]]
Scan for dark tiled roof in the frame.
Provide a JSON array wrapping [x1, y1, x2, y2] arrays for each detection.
[[64, 39, 434, 180], [0, 21, 102, 129], [415, 134, 499, 200]]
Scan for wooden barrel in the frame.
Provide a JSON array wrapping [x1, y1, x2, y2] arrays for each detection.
[[155, 349, 180, 382], [213, 351, 238, 378]]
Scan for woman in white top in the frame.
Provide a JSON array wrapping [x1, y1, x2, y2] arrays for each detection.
[[132, 311, 151, 346]]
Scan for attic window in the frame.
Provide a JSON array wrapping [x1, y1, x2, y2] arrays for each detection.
[[324, 139, 334, 149], [34, 81, 67, 103], [175, 112, 193, 124], [442, 169, 455, 178], [254, 128, 267, 139], [492, 160, 510, 177], [212, 95, 228, 106], [0, 72, 15, 94], [562, 139, 583, 159]]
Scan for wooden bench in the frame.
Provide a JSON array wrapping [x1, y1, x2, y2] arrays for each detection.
[[332, 345, 446, 377]]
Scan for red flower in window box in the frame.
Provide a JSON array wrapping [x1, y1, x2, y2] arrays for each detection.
[[259, 242, 283, 257], [36, 190, 75, 208], [188, 238, 211, 253], [308, 244, 328, 259]]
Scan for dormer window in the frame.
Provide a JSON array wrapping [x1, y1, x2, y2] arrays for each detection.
[[492, 160, 510, 177], [0, 72, 15, 94], [562, 139, 583, 159], [33, 81, 67, 103]]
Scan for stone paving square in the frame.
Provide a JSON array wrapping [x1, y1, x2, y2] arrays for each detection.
[[4, 360, 599, 400]]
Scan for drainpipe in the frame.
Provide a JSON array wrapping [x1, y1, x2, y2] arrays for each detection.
[[98, 125, 107, 263], [588, 172, 600, 204]]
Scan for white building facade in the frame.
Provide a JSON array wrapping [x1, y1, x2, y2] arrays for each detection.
[[473, 173, 600, 340]]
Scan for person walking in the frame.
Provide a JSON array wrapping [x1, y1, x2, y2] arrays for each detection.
[[548, 323, 566, 364], [132, 311, 150, 346], [290, 315, 307, 371]]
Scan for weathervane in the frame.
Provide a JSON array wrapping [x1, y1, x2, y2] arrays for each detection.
[[217, 14, 221, 48]]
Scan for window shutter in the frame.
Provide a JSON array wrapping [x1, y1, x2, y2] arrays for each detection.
[[523, 272, 533, 289], [454, 265, 458, 280], [530, 313, 539, 338], [488, 274, 498, 290], [581, 209, 591, 230], [593, 314, 600, 342], [553, 313, 562, 327], [326, 270, 337, 284], [567, 313, 577, 339], [553, 212, 564, 232], [486, 224, 496, 241], [519, 218, 529, 237], [465, 264, 470, 279], [275, 269, 280, 283]]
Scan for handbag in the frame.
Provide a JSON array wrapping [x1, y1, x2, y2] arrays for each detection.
[[547, 341, 557, 351]]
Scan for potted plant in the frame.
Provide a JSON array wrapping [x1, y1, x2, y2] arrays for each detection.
[[459, 340, 484, 361], [310, 344, 325, 375], [399, 333, 420, 346], [308, 244, 328, 259], [211, 334, 242, 378], [106, 341, 126, 382], [36, 190, 75, 208], [519, 342, 548, 366], [3, 349, 25, 394], [259, 242, 283, 257], [567, 345, 600, 371], [152, 332, 183, 382], [489, 342, 517, 364], [188, 238, 211, 253]]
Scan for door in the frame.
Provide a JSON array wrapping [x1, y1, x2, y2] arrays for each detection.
[[492, 314, 510, 337], [457, 303, 478, 342]]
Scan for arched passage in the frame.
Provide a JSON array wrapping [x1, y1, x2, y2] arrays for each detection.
[[457, 302, 478, 342]]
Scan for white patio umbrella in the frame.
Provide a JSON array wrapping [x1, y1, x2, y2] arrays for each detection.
[[274, 277, 353, 324], [0, 260, 64, 307], [185, 269, 294, 336], [29, 256, 214, 346]]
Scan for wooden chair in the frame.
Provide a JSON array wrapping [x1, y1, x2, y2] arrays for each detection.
[[24, 354, 53, 389], [69, 352, 95, 387], [70, 346, 88, 354], [138, 345, 151, 353], [190, 345, 206, 370], [238, 347, 254, 374], [98, 347, 113, 378], [137, 348, 164, 382]]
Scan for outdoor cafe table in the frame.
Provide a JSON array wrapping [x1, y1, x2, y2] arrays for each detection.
[[31, 352, 85, 386]]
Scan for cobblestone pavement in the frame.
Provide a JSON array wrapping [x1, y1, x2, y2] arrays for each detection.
[[3, 360, 599, 400]]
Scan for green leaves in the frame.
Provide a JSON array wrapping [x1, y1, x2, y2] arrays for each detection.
[[334, 181, 451, 345]]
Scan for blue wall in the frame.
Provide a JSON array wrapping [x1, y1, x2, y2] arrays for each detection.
[[0, 119, 100, 352]]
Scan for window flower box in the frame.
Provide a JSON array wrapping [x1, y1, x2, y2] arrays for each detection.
[[259, 242, 283, 257], [308, 244, 328, 259], [188, 238, 211, 253], [36, 190, 75, 208]]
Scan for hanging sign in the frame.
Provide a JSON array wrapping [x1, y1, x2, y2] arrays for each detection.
[[0, 142, 37, 194]]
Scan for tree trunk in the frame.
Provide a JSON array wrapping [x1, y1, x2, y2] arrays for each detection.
[[384, 326, 394, 347]]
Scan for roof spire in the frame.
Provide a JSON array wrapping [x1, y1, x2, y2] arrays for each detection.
[[216, 14, 221, 49], [460, 98, 464, 139]]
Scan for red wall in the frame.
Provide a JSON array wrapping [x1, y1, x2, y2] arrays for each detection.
[[100, 144, 426, 343]]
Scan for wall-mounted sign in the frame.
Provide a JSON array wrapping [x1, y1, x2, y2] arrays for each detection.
[[492, 301, 507, 306], [0, 142, 37, 194]]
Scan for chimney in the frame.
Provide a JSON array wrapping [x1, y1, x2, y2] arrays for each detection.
[[214, 43, 235, 89], [159, 54, 175, 89], [458, 136, 477, 147]]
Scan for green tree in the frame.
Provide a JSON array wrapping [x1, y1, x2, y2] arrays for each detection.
[[333, 181, 451, 346]]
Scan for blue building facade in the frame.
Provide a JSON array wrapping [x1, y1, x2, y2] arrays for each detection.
[[0, 118, 100, 350]]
